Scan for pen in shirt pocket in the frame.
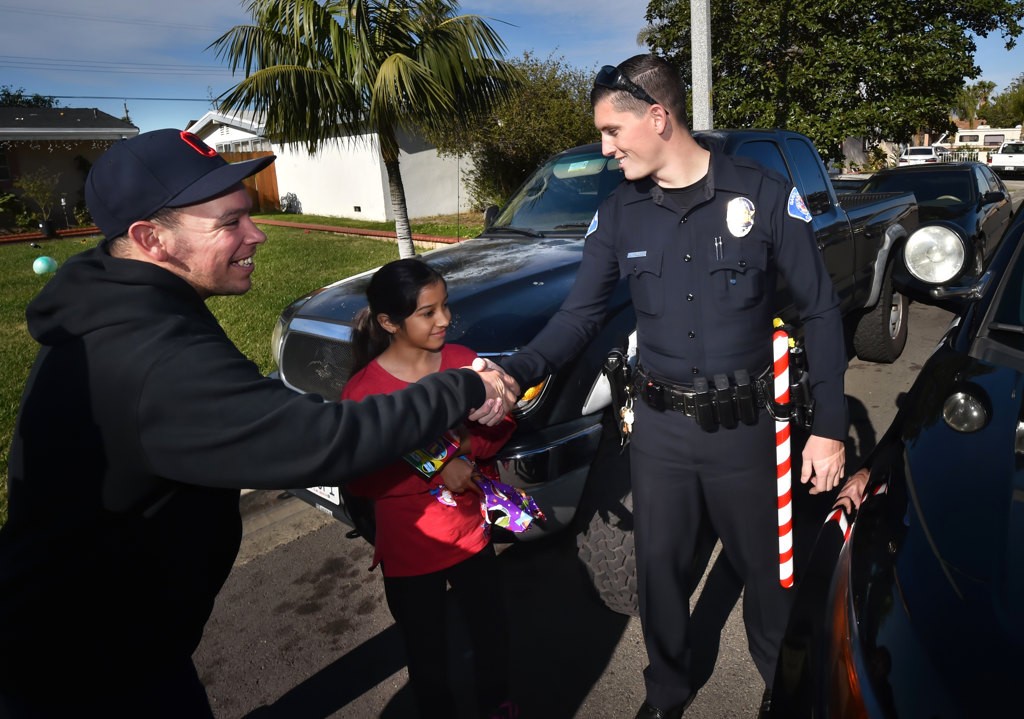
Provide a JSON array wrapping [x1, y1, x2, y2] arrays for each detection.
[[714, 235, 723, 260]]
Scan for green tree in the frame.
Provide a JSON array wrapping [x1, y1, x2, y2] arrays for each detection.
[[13, 168, 61, 225], [427, 51, 598, 208], [643, 0, 1024, 161], [984, 74, 1024, 127], [211, 0, 521, 258], [0, 86, 60, 108], [954, 80, 997, 128]]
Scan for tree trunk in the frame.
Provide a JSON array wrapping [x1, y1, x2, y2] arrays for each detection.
[[383, 157, 416, 259]]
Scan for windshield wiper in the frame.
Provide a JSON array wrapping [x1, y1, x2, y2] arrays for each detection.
[[484, 225, 544, 238], [551, 222, 591, 230]]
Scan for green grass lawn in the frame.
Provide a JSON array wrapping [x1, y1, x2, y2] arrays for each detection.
[[0, 214, 482, 527]]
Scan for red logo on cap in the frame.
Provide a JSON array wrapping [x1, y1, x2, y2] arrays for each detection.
[[179, 131, 219, 158]]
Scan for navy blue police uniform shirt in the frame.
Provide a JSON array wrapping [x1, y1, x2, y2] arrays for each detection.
[[502, 144, 847, 441]]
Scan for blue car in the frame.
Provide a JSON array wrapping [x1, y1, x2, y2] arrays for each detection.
[[768, 201, 1024, 717]]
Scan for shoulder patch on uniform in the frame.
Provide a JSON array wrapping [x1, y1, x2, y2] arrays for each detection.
[[585, 210, 599, 237], [787, 187, 812, 223]]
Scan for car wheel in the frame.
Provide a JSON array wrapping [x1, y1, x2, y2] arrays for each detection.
[[573, 412, 722, 617], [576, 489, 638, 616], [574, 412, 639, 616], [853, 266, 909, 363]]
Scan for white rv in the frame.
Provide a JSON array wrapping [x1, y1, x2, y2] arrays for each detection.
[[936, 125, 1023, 149]]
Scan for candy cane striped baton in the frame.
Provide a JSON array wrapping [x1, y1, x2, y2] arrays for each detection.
[[772, 318, 795, 589]]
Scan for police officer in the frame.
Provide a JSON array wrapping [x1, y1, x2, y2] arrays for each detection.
[[497, 55, 846, 718]]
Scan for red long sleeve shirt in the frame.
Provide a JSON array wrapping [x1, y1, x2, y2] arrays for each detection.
[[341, 344, 516, 577]]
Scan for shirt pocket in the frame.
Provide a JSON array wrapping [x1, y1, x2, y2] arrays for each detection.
[[620, 246, 664, 316], [708, 236, 768, 310]]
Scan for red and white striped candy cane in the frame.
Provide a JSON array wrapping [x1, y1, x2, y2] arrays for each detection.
[[772, 320, 794, 589]]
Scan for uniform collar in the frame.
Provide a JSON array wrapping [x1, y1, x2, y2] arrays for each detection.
[[620, 134, 749, 209]]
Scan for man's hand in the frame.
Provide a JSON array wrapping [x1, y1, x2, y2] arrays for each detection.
[[465, 357, 520, 425], [800, 434, 845, 495], [834, 467, 869, 514]]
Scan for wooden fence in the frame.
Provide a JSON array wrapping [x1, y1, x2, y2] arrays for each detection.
[[221, 151, 279, 213]]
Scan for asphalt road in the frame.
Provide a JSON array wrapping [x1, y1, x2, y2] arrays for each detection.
[[195, 179, 1023, 719]]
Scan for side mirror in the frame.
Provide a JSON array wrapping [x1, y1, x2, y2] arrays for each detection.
[[483, 205, 500, 229], [982, 190, 1006, 205], [805, 190, 832, 216]]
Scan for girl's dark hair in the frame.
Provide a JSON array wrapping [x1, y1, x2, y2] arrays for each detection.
[[349, 258, 447, 376]]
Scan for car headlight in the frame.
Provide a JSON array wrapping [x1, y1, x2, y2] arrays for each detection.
[[903, 225, 966, 283], [270, 316, 287, 369], [269, 299, 308, 371], [942, 388, 989, 432]]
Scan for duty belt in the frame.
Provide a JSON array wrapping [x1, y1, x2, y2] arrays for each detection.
[[632, 365, 813, 431]]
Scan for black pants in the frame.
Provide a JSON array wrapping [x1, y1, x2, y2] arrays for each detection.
[[0, 655, 213, 719], [383, 544, 509, 719], [630, 398, 793, 709]]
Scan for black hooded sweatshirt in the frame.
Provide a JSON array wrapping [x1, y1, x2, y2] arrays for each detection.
[[0, 246, 486, 694]]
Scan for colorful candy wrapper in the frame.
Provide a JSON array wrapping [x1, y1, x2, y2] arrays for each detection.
[[474, 464, 546, 533]]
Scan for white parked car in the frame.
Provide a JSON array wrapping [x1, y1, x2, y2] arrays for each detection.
[[988, 141, 1024, 179], [898, 146, 944, 165]]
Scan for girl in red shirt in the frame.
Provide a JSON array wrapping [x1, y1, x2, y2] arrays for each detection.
[[341, 259, 518, 719]]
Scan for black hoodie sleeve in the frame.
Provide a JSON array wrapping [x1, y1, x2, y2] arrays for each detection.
[[135, 334, 486, 490]]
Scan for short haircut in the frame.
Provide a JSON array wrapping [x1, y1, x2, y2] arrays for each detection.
[[591, 54, 689, 128]]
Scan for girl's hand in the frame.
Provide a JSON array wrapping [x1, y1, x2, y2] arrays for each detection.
[[440, 458, 483, 497]]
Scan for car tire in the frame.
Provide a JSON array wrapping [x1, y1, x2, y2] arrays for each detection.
[[852, 266, 909, 363], [577, 488, 639, 616], [573, 412, 723, 617], [573, 412, 639, 616]]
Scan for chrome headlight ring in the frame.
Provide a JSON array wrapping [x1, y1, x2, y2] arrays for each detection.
[[904, 225, 967, 284]]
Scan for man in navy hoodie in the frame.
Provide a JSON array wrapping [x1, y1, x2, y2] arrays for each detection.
[[0, 129, 516, 718]]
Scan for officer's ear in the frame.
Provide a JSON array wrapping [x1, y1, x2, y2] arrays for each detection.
[[650, 104, 670, 135]]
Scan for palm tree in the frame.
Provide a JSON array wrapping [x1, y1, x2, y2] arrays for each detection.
[[211, 0, 522, 258], [953, 80, 997, 129]]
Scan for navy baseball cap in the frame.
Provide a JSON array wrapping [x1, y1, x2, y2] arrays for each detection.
[[85, 129, 276, 241]]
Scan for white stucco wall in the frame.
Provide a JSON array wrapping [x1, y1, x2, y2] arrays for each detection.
[[273, 133, 472, 222], [188, 110, 472, 221], [272, 135, 390, 220], [395, 137, 474, 219]]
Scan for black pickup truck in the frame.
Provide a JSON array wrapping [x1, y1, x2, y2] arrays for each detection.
[[269, 129, 918, 614]]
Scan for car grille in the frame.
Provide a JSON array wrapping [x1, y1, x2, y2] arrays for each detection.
[[279, 322, 355, 400]]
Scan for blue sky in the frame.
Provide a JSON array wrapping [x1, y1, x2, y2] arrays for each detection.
[[1, 0, 1020, 134]]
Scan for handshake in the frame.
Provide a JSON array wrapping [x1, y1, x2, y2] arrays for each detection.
[[466, 357, 521, 425]]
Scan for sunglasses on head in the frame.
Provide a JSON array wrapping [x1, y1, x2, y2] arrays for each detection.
[[594, 65, 661, 107]]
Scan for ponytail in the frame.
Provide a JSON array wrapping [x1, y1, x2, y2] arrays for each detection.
[[350, 306, 392, 376]]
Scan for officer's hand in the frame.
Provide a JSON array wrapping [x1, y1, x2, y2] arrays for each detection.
[[465, 357, 519, 426], [800, 435, 845, 494]]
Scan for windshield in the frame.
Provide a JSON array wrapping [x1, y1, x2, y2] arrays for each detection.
[[1000, 143, 1024, 153], [489, 149, 624, 234], [861, 169, 974, 209]]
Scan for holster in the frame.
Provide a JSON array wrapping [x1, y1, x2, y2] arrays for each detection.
[[603, 349, 633, 437]]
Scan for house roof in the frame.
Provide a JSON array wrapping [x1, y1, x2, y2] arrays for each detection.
[[186, 109, 264, 138], [0, 107, 139, 141]]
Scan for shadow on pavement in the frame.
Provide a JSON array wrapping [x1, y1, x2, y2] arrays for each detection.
[[237, 530, 631, 719]]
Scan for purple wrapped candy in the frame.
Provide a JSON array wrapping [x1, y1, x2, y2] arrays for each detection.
[[476, 475, 546, 533]]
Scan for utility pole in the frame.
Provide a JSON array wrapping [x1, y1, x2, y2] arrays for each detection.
[[690, 0, 713, 130]]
